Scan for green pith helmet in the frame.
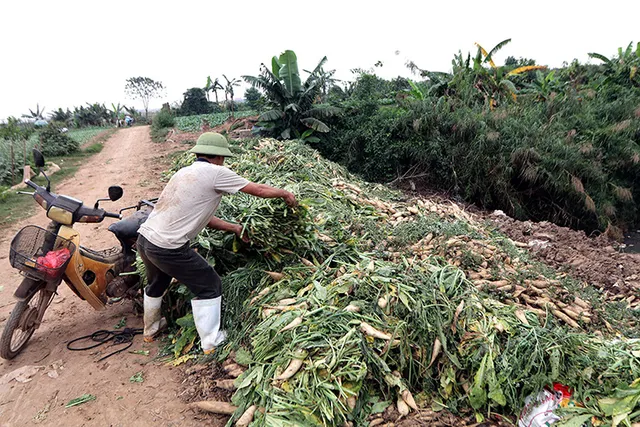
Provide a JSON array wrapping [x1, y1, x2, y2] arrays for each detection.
[[189, 132, 234, 157]]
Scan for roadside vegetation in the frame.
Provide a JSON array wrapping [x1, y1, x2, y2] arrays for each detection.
[[243, 42, 640, 235], [0, 126, 115, 227]]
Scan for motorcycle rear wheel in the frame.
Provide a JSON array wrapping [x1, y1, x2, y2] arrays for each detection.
[[0, 287, 53, 360]]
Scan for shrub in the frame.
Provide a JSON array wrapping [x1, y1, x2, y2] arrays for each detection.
[[178, 88, 215, 116], [244, 87, 263, 110], [38, 123, 79, 157], [150, 109, 175, 142], [152, 109, 175, 129], [320, 83, 640, 233]]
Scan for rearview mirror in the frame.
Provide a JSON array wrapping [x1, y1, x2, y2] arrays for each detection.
[[108, 186, 123, 202], [33, 149, 45, 168]]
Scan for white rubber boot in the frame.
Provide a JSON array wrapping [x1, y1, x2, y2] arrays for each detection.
[[191, 297, 227, 354], [143, 293, 167, 343]]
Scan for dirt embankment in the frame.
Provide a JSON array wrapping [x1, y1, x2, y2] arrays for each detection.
[[488, 211, 640, 301]]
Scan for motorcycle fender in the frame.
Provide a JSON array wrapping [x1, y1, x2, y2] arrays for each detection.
[[14, 277, 46, 301]]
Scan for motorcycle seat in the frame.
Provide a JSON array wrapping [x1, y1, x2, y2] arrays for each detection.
[[108, 209, 150, 241], [79, 245, 122, 264]]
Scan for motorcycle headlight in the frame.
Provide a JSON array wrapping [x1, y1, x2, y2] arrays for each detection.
[[47, 206, 73, 225]]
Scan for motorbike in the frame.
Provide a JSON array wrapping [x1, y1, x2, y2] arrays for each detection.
[[0, 149, 156, 360]]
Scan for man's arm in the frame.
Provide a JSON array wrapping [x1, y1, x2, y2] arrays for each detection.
[[240, 182, 297, 206], [208, 216, 249, 242], [207, 216, 238, 233]]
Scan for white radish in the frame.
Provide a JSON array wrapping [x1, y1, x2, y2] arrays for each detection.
[[265, 271, 284, 281], [397, 395, 410, 417], [378, 294, 389, 309], [300, 258, 315, 267], [347, 395, 357, 410], [226, 367, 244, 378], [262, 308, 277, 319], [274, 350, 307, 381], [360, 322, 392, 340], [213, 379, 236, 390], [278, 298, 298, 306], [190, 401, 237, 415], [344, 304, 361, 313], [452, 300, 465, 333], [401, 389, 418, 411], [267, 302, 308, 312], [223, 363, 244, 378], [553, 309, 580, 329], [222, 358, 236, 368], [250, 287, 270, 305], [236, 404, 257, 427], [223, 362, 241, 372], [427, 338, 442, 368], [514, 309, 530, 326], [280, 316, 303, 332]]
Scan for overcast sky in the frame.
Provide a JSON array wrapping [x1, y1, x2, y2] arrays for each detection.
[[1, 0, 638, 119]]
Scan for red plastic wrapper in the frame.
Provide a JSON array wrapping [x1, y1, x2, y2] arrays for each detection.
[[36, 247, 71, 278]]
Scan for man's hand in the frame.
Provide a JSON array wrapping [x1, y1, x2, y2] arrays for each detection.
[[282, 190, 298, 207], [234, 224, 250, 243]]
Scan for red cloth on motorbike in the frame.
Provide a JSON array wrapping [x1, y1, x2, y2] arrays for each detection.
[[37, 247, 71, 277]]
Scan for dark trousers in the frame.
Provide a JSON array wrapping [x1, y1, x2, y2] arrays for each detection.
[[136, 235, 222, 299]]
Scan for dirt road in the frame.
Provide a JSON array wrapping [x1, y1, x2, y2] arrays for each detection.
[[0, 127, 201, 426]]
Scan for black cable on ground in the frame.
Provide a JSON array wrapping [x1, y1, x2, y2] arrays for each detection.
[[67, 327, 143, 361]]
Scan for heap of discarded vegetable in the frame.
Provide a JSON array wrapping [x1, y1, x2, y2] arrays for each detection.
[[158, 138, 640, 426]]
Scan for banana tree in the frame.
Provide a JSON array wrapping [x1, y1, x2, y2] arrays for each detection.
[[243, 50, 341, 140], [204, 76, 224, 104], [446, 40, 547, 108], [521, 70, 567, 101], [49, 108, 73, 125], [110, 103, 123, 126], [589, 41, 640, 86], [222, 75, 241, 116]]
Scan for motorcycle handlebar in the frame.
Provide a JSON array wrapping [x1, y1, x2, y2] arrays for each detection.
[[104, 212, 122, 219], [25, 180, 38, 190]]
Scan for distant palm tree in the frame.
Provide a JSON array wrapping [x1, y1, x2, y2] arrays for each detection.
[[22, 103, 46, 120]]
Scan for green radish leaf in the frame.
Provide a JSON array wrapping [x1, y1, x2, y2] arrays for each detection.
[[66, 394, 96, 408], [371, 400, 390, 414], [469, 353, 488, 409], [236, 369, 259, 389], [235, 347, 253, 366], [314, 281, 328, 302], [612, 412, 630, 427], [129, 371, 144, 383], [486, 356, 506, 406]]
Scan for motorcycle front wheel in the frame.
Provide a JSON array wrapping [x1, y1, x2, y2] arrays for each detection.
[[0, 287, 54, 360]]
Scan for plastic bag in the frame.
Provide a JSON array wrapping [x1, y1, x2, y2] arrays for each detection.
[[519, 383, 581, 427], [37, 247, 71, 277]]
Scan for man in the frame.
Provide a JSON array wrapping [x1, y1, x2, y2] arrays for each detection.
[[137, 132, 297, 353]]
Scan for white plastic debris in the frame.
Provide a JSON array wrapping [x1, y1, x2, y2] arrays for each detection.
[[0, 365, 44, 384]]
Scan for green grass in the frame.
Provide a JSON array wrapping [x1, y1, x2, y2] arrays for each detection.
[[0, 131, 111, 229], [25, 126, 113, 146], [67, 127, 111, 145]]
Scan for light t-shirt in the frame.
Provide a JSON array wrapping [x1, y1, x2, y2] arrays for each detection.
[[138, 160, 249, 249]]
